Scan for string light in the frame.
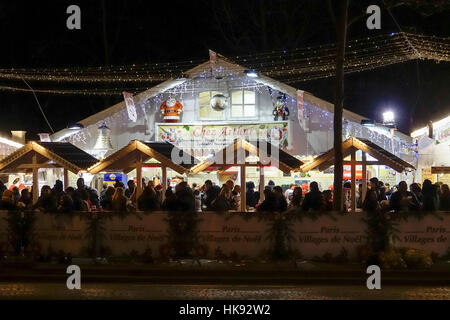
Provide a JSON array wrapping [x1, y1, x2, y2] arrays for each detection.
[[0, 32, 449, 95]]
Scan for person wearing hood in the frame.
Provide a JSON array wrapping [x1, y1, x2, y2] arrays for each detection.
[[52, 180, 65, 203], [302, 182, 324, 212]]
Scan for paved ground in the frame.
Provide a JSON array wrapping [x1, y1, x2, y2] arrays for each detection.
[[0, 283, 449, 300]]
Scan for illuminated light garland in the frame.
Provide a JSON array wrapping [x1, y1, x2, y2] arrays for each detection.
[[0, 32, 448, 94]]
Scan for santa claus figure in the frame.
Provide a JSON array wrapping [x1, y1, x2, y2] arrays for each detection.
[[160, 97, 183, 123]]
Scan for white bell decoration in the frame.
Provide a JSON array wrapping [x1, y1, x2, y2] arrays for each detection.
[[93, 122, 114, 157]]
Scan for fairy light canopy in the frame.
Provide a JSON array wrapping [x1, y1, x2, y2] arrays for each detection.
[[1, 32, 449, 95]]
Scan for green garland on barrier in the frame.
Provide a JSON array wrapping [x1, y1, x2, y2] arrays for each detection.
[[361, 210, 449, 269], [164, 211, 201, 260], [2, 209, 449, 266], [4, 209, 36, 255]]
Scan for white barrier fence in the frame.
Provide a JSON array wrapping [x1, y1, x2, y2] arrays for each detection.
[[0, 211, 449, 261], [392, 214, 450, 256]]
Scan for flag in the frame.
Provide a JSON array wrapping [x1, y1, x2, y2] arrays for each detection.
[[123, 91, 137, 122]]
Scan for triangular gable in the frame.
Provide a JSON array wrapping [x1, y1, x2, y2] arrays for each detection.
[[0, 141, 97, 174], [51, 52, 379, 142], [88, 140, 197, 174], [190, 138, 303, 174], [300, 136, 415, 173]]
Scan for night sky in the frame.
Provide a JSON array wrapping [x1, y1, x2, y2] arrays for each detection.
[[0, 0, 449, 139]]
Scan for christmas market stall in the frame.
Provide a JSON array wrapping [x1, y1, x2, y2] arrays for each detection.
[[190, 138, 304, 211], [299, 136, 415, 212], [0, 141, 98, 202], [88, 140, 198, 197]]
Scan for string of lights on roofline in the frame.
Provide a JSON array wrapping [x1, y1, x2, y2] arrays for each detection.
[[62, 80, 419, 161], [0, 31, 448, 88], [0, 50, 419, 96]]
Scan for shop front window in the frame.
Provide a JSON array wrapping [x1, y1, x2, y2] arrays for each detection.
[[231, 90, 256, 118], [198, 91, 224, 120]]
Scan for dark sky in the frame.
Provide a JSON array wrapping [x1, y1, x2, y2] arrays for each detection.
[[0, 0, 449, 139]]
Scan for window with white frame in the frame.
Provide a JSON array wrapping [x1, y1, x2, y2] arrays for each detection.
[[198, 91, 224, 119], [231, 90, 256, 118]]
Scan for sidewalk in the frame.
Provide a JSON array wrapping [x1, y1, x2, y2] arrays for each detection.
[[1, 259, 449, 285]]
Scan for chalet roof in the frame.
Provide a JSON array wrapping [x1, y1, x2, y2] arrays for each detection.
[[299, 136, 415, 173], [88, 140, 198, 174], [0, 141, 98, 174], [50, 53, 371, 141], [190, 138, 304, 174]]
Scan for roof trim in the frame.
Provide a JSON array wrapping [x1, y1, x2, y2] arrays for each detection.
[[0, 141, 91, 174], [189, 138, 304, 174], [88, 140, 195, 174], [299, 136, 415, 173]]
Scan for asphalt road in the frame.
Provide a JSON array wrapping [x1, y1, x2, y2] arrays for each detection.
[[0, 283, 449, 300]]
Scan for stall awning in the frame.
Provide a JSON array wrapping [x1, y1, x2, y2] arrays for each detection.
[[299, 136, 415, 173], [0, 141, 98, 174], [189, 138, 304, 174], [88, 140, 198, 174]]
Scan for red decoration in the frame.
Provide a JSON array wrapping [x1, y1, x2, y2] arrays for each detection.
[[160, 99, 183, 123]]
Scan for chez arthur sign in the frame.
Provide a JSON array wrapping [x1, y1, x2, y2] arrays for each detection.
[[156, 122, 289, 152]]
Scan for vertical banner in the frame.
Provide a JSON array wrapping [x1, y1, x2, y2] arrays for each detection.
[[297, 90, 308, 131], [123, 91, 137, 123], [38, 133, 51, 142], [209, 49, 217, 72]]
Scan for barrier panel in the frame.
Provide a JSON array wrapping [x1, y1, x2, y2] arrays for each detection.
[[32, 213, 90, 256], [1, 210, 449, 261], [392, 212, 450, 257], [291, 213, 368, 260], [99, 212, 168, 257], [197, 213, 269, 259]]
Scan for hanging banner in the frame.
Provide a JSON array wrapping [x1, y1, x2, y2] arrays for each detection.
[[297, 90, 304, 126], [38, 133, 51, 142], [209, 49, 217, 70], [123, 91, 137, 122]]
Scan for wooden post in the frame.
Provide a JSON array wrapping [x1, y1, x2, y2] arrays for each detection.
[[63, 168, 69, 190], [332, 0, 349, 212], [351, 149, 356, 212], [162, 166, 167, 201], [362, 152, 367, 206], [259, 165, 265, 203], [136, 163, 143, 199], [240, 165, 246, 212], [32, 154, 39, 204]]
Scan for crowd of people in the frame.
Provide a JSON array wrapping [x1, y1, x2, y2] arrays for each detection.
[[0, 176, 449, 213], [358, 177, 450, 212]]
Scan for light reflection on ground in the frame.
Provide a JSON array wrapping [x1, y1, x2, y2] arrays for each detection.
[[0, 283, 449, 300]]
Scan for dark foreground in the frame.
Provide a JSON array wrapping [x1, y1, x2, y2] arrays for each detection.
[[0, 283, 449, 300]]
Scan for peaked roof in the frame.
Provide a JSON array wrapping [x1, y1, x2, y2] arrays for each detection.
[[0, 141, 98, 174], [299, 136, 415, 173], [51, 53, 369, 139], [88, 140, 198, 174], [190, 138, 304, 174]]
